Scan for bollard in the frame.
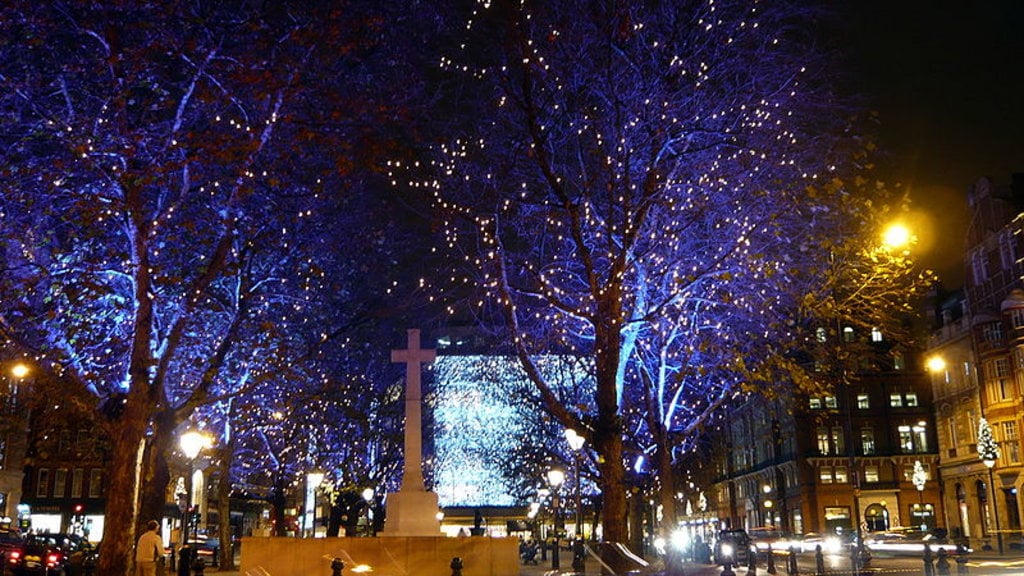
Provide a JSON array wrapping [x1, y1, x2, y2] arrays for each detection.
[[748, 548, 757, 575], [572, 538, 585, 572], [815, 544, 825, 576], [177, 546, 193, 576], [450, 556, 464, 576], [767, 543, 777, 575], [787, 546, 799, 576], [955, 545, 969, 576], [936, 548, 951, 576], [923, 543, 935, 576], [331, 557, 345, 576], [191, 555, 205, 576]]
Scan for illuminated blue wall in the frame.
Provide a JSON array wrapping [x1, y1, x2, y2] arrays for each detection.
[[432, 354, 591, 507]]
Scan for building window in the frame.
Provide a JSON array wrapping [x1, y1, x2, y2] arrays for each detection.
[[871, 327, 883, 342], [894, 352, 906, 370], [820, 467, 833, 484], [37, 469, 50, 498], [971, 249, 987, 284], [905, 392, 919, 407], [999, 229, 1016, 270], [831, 427, 845, 454], [88, 470, 103, 499], [857, 394, 870, 409], [864, 465, 880, 483], [948, 418, 958, 448], [809, 398, 822, 409], [861, 428, 876, 455], [817, 428, 830, 455], [834, 466, 848, 483], [53, 469, 67, 498], [1004, 421, 1021, 463], [1011, 308, 1024, 328], [843, 327, 855, 342], [825, 396, 837, 409], [899, 426, 914, 453], [816, 327, 827, 343], [890, 393, 903, 407], [72, 469, 84, 498], [982, 322, 1004, 344]]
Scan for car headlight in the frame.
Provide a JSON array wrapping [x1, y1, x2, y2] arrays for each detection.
[[721, 543, 734, 559]]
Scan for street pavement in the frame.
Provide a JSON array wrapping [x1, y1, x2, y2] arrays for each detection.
[[195, 550, 1024, 576]]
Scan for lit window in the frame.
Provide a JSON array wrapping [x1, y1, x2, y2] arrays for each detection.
[[864, 466, 879, 483], [825, 396, 837, 409], [831, 427, 845, 454], [809, 398, 822, 409], [898, 425, 914, 453], [816, 327, 827, 343], [843, 327, 855, 342], [871, 327, 883, 342], [834, 466, 848, 483], [894, 352, 906, 370], [820, 467, 833, 484], [912, 423, 929, 452], [861, 428, 876, 455], [857, 394, 870, 409], [905, 393, 919, 407], [890, 393, 903, 407], [817, 428, 830, 455]]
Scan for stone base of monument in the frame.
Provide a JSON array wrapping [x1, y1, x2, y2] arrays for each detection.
[[379, 489, 443, 537], [240, 536, 518, 576]]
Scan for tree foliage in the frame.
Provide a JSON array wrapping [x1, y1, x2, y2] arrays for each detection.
[[399, 0, 931, 549], [0, 1, 439, 572]]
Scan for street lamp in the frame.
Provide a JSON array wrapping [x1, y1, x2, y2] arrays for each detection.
[[306, 471, 325, 538], [180, 429, 212, 546], [911, 460, 927, 530], [978, 417, 1002, 555], [547, 468, 565, 570], [564, 429, 586, 538], [361, 488, 375, 536]]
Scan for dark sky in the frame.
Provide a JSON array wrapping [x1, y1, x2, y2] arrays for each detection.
[[846, 1, 1024, 285]]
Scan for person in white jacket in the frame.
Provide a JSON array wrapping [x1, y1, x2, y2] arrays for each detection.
[[135, 520, 163, 576]]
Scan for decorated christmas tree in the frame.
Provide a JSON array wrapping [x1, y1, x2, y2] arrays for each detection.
[[977, 417, 1001, 463]]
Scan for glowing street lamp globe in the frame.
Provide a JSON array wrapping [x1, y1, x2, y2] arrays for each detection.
[[180, 430, 211, 459], [547, 469, 565, 488]]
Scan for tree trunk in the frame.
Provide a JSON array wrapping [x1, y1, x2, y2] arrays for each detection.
[[96, 395, 149, 576], [139, 432, 172, 532], [217, 444, 235, 569], [655, 438, 678, 538]]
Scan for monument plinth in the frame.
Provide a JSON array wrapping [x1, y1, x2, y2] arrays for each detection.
[[381, 328, 442, 537]]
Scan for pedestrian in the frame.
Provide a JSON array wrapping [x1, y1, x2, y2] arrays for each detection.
[[135, 519, 164, 576]]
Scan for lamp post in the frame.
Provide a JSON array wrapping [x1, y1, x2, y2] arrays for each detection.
[[180, 429, 212, 546], [361, 488, 375, 536], [565, 429, 586, 537], [547, 468, 565, 570], [911, 460, 927, 530], [978, 417, 1002, 555], [306, 471, 325, 538]]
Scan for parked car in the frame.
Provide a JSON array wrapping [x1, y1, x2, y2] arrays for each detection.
[[5, 533, 91, 575], [0, 529, 24, 557], [714, 529, 753, 565]]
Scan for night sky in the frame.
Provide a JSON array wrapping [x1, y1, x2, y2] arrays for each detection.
[[846, 1, 1024, 285]]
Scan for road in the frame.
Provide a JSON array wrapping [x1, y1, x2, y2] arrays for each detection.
[[519, 550, 1024, 576]]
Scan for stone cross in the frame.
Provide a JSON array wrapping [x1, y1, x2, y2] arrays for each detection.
[[391, 328, 435, 492]]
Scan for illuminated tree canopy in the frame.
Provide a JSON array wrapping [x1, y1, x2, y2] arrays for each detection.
[[396, 0, 932, 549], [0, 0, 439, 572]]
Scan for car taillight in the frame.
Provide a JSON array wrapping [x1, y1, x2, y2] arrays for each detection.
[[8, 550, 21, 561], [47, 552, 61, 566]]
